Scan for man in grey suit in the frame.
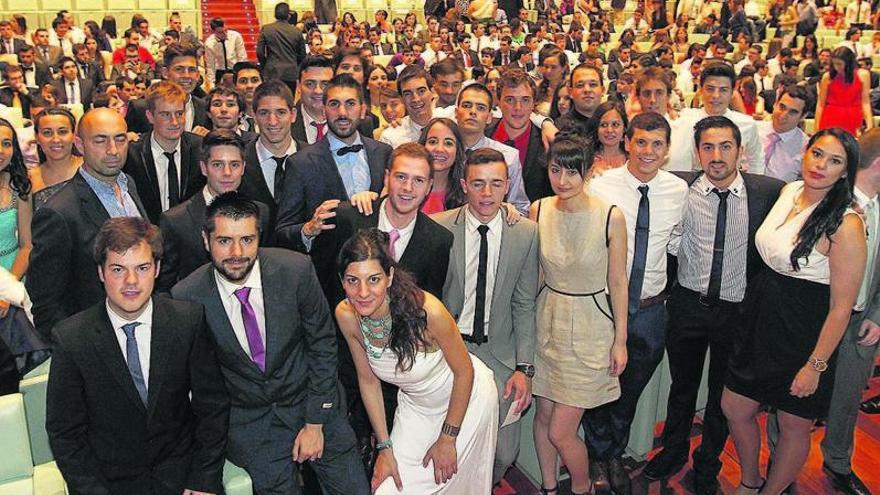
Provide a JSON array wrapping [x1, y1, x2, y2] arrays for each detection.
[[172, 192, 369, 495], [256, 2, 306, 96], [432, 148, 539, 485], [820, 128, 880, 495]]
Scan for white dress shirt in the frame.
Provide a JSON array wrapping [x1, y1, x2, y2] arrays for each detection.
[[255, 137, 297, 198], [458, 208, 503, 336], [107, 299, 153, 387], [835, 39, 869, 58], [302, 107, 325, 144], [63, 78, 81, 105], [854, 187, 879, 311], [378, 115, 426, 148], [845, 0, 872, 25], [184, 96, 195, 133], [149, 134, 183, 212], [204, 30, 248, 85], [667, 108, 765, 174], [589, 167, 688, 299], [377, 199, 417, 262], [214, 259, 267, 359], [757, 120, 808, 183], [463, 135, 531, 215]]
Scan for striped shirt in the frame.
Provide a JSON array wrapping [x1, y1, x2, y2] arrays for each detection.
[[674, 172, 749, 303]]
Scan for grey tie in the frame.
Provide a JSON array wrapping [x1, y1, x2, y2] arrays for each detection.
[[122, 322, 148, 405]]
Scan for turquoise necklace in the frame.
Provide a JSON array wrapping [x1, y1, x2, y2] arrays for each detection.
[[359, 311, 392, 359]]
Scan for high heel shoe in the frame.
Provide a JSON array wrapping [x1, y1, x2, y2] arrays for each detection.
[[734, 479, 765, 495]]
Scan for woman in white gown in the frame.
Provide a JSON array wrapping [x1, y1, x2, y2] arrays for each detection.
[[335, 228, 498, 494]]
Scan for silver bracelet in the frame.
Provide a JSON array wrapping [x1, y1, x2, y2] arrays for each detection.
[[441, 422, 460, 438]]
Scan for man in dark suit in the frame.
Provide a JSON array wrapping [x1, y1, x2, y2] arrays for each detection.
[[124, 81, 205, 224], [27, 108, 147, 341], [53, 56, 95, 108], [0, 65, 35, 116], [172, 193, 370, 495], [0, 20, 26, 56], [32, 28, 64, 68], [239, 80, 306, 218], [566, 21, 584, 53], [73, 42, 104, 87], [257, 2, 306, 96], [452, 33, 479, 69], [16, 46, 52, 89], [642, 116, 784, 495], [126, 43, 210, 135], [486, 68, 552, 201], [493, 36, 515, 67], [607, 44, 632, 82], [203, 86, 257, 142], [47, 216, 229, 495], [157, 130, 271, 292], [275, 74, 391, 252], [365, 27, 392, 56], [289, 55, 334, 145]]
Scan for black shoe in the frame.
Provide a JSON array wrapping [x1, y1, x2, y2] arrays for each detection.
[[591, 460, 612, 495], [642, 449, 687, 480], [608, 457, 632, 495], [860, 394, 880, 414], [824, 465, 873, 495]]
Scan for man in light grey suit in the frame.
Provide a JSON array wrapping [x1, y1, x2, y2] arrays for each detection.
[[171, 192, 369, 495], [431, 148, 539, 484], [820, 129, 880, 495]]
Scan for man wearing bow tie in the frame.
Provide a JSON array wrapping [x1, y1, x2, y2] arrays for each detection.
[[275, 73, 391, 253], [15, 46, 51, 90]]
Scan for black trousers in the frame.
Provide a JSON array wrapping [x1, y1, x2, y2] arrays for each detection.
[[660, 285, 743, 478]]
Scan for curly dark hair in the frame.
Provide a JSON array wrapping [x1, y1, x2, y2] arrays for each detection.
[[418, 118, 466, 210], [790, 128, 860, 271], [337, 228, 428, 372], [0, 119, 31, 200]]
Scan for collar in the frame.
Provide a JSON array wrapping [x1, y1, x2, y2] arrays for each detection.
[[464, 204, 503, 233], [378, 198, 417, 233], [256, 136, 297, 162], [215, 258, 262, 297], [696, 171, 745, 198], [854, 186, 877, 207], [106, 298, 153, 330], [465, 134, 492, 151], [328, 132, 364, 152], [150, 133, 181, 157], [493, 119, 532, 143], [302, 106, 325, 126], [79, 166, 129, 192], [772, 125, 805, 143], [203, 185, 216, 205], [623, 166, 660, 189]]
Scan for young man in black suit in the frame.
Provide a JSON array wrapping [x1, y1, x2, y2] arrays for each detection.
[[0, 65, 35, 116], [256, 2, 306, 96], [157, 130, 271, 292], [365, 27, 392, 56], [126, 43, 210, 135], [289, 55, 334, 145], [47, 216, 229, 495], [27, 108, 147, 341], [275, 73, 392, 252], [52, 57, 95, 108], [642, 116, 784, 494], [172, 193, 369, 495], [73, 42, 104, 88], [16, 46, 52, 90], [124, 80, 205, 224], [0, 20, 26, 56]]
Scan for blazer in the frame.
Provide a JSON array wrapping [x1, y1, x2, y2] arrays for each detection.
[[34, 45, 63, 68], [669, 171, 784, 291], [123, 131, 205, 225], [453, 49, 480, 68], [52, 77, 95, 108], [492, 50, 514, 66], [274, 135, 392, 252], [433, 206, 539, 372], [171, 248, 343, 468], [485, 120, 552, 201], [77, 60, 103, 87], [607, 59, 627, 81], [26, 172, 147, 340], [0, 87, 33, 115], [156, 192, 273, 293], [0, 38, 27, 56], [46, 298, 229, 495], [367, 42, 393, 56], [291, 103, 375, 145], [256, 21, 306, 83], [125, 96, 210, 135], [238, 136, 308, 218], [20, 62, 52, 88], [310, 198, 453, 306]]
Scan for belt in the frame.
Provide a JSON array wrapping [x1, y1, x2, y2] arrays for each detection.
[[639, 291, 668, 309], [676, 286, 741, 308], [461, 333, 488, 344]]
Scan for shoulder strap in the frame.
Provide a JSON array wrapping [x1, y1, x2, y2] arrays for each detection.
[[605, 204, 615, 248], [537, 197, 543, 222]]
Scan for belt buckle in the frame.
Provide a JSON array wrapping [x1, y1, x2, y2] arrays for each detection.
[[698, 294, 716, 307]]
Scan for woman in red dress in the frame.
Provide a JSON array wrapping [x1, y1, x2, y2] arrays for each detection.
[[816, 46, 874, 136]]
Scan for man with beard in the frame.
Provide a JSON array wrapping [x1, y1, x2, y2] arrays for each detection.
[[172, 192, 369, 495], [275, 73, 391, 252]]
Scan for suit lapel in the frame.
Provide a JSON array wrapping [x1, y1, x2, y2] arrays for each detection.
[[244, 141, 272, 202], [451, 207, 467, 302], [363, 138, 387, 192], [91, 307, 147, 414], [316, 140, 349, 197], [491, 217, 513, 312], [179, 134, 194, 195], [203, 269, 263, 374], [73, 174, 110, 229], [139, 133, 162, 208], [398, 213, 426, 267], [146, 298, 173, 422], [258, 252, 283, 374]]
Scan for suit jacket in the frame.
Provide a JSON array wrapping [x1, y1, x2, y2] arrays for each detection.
[[310, 198, 453, 306], [110, 61, 155, 82], [256, 21, 306, 83], [46, 298, 229, 495], [367, 42, 393, 56], [171, 248, 343, 467], [52, 77, 95, 108], [34, 45, 63, 68], [453, 49, 480, 68], [125, 96, 210, 135], [565, 36, 583, 53], [492, 50, 514, 67], [607, 59, 627, 81], [433, 206, 539, 372], [156, 192, 273, 293], [26, 172, 147, 340], [77, 60, 103, 87], [20, 62, 52, 88], [274, 135, 392, 252], [238, 136, 308, 220], [486, 120, 552, 201], [123, 131, 206, 225], [291, 103, 374, 145], [0, 86, 33, 115], [0, 38, 27, 56]]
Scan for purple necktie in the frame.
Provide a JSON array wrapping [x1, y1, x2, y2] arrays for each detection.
[[234, 287, 266, 372]]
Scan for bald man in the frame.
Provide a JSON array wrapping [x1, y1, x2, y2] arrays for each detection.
[[27, 108, 148, 340]]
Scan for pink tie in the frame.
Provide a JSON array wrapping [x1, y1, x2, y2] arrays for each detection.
[[388, 229, 400, 260], [764, 132, 781, 168]]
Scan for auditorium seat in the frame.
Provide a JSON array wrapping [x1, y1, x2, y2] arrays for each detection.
[[20, 362, 52, 466], [0, 393, 66, 495]]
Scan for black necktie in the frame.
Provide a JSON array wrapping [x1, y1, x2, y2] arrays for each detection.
[[373, 43, 379, 55], [628, 184, 650, 315], [272, 155, 287, 197], [705, 189, 730, 302], [41, 47, 48, 60], [220, 39, 228, 70], [337, 144, 364, 156], [473, 224, 490, 344], [245, 116, 255, 132], [81, 63, 88, 77], [68, 82, 77, 104], [163, 151, 181, 207]]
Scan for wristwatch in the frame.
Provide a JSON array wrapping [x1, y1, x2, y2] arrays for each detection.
[[807, 357, 828, 372], [516, 363, 536, 378]]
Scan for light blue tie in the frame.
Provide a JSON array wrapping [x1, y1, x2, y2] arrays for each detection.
[[122, 322, 148, 405]]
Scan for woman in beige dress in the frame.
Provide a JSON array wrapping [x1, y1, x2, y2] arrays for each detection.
[[531, 136, 629, 495]]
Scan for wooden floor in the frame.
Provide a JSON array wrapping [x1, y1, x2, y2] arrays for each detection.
[[494, 375, 880, 495]]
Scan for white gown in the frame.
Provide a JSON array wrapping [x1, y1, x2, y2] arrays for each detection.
[[368, 346, 498, 495]]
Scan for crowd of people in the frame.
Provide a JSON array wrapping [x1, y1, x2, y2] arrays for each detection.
[[0, 0, 879, 494]]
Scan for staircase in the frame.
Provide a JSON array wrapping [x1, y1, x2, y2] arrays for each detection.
[[201, 0, 262, 61]]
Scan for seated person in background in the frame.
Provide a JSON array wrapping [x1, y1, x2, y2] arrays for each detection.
[[110, 43, 156, 81], [111, 28, 156, 68]]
